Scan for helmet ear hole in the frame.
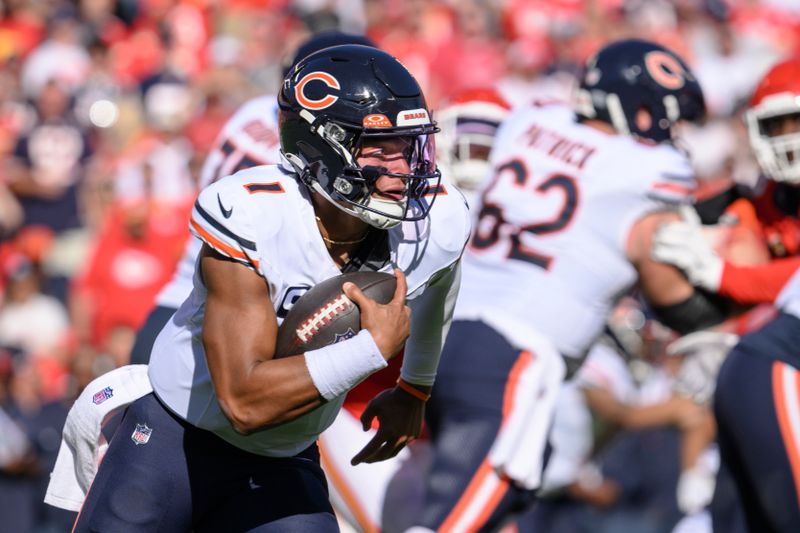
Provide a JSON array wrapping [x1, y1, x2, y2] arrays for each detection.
[[297, 140, 323, 160], [634, 107, 652, 132]]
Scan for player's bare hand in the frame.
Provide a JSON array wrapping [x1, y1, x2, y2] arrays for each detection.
[[343, 268, 410, 360], [668, 395, 709, 430], [350, 385, 424, 465]]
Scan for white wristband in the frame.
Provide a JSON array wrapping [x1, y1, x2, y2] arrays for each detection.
[[303, 330, 387, 401]]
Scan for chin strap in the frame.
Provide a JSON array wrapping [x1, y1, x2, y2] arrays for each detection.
[[356, 196, 405, 229], [284, 150, 408, 230]]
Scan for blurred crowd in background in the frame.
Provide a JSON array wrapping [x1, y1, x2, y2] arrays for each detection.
[[0, 0, 798, 531]]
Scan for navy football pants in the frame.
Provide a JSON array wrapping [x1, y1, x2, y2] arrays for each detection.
[[713, 313, 800, 533], [73, 393, 337, 532], [418, 320, 540, 532]]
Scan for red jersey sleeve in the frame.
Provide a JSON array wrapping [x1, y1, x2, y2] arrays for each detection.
[[719, 257, 800, 304]]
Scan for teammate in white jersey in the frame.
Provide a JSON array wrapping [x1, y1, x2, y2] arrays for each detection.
[[71, 44, 469, 532], [410, 39, 722, 532]]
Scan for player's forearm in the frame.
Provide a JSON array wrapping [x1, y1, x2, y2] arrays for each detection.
[[401, 262, 461, 386], [212, 330, 387, 433], [680, 408, 716, 470], [718, 257, 800, 304], [213, 353, 325, 434], [618, 400, 685, 428]]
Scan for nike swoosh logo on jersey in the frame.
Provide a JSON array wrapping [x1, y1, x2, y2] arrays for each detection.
[[217, 194, 233, 218]]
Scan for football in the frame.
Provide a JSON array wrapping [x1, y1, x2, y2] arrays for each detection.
[[274, 271, 397, 358]]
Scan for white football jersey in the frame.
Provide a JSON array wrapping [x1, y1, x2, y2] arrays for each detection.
[[156, 95, 282, 308], [575, 342, 637, 403], [455, 103, 696, 359], [149, 163, 470, 456]]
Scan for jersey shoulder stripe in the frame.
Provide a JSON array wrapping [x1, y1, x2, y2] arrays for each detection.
[[189, 217, 260, 270], [245, 182, 285, 194], [194, 200, 257, 251], [191, 173, 267, 272]]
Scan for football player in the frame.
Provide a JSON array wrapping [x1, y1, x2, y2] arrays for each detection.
[[652, 57, 800, 532], [409, 39, 719, 532], [122, 31, 403, 533], [70, 45, 469, 531], [46, 32, 433, 533], [435, 89, 511, 207]]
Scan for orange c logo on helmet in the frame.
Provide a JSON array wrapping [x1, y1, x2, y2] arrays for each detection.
[[295, 71, 340, 111], [644, 51, 686, 90]]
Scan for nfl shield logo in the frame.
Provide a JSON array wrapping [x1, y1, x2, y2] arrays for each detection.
[[334, 328, 357, 343], [131, 423, 153, 445], [92, 386, 114, 405]]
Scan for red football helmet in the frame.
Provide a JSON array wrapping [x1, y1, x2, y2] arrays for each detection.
[[436, 89, 511, 198], [745, 58, 800, 184]]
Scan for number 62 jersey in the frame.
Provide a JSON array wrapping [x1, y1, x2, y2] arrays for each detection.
[[454, 103, 696, 361]]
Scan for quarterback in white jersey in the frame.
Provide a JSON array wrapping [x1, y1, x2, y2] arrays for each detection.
[[149, 161, 467, 455], [411, 39, 723, 532], [72, 45, 468, 532], [110, 32, 440, 533]]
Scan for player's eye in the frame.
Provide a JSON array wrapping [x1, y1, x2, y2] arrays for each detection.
[[361, 147, 384, 157]]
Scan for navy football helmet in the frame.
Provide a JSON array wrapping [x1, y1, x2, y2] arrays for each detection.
[[279, 44, 440, 229], [575, 39, 706, 143], [281, 31, 377, 78]]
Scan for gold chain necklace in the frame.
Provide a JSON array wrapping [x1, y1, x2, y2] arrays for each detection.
[[315, 217, 370, 246]]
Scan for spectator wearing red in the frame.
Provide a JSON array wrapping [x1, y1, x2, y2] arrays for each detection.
[[71, 199, 189, 352]]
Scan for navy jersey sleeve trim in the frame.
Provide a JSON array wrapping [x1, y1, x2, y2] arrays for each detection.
[[194, 200, 257, 251]]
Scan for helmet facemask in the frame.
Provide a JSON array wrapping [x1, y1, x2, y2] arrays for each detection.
[[746, 101, 800, 185], [282, 109, 441, 229], [436, 96, 509, 194]]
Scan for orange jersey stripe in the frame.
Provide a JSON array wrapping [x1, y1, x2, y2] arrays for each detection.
[[502, 351, 534, 420], [651, 181, 693, 195], [190, 218, 260, 270], [440, 460, 496, 533], [474, 480, 510, 530], [772, 361, 800, 507]]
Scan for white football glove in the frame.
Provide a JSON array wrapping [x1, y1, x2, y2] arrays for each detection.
[[677, 462, 716, 514], [651, 205, 724, 291], [668, 330, 739, 405]]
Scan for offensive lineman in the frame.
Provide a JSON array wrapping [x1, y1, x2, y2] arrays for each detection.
[[411, 39, 721, 532], [71, 45, 469, 531]]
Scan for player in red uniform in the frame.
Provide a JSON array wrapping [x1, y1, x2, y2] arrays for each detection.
[[653, 58, 800, 307], [653, 57, 800, 532]]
